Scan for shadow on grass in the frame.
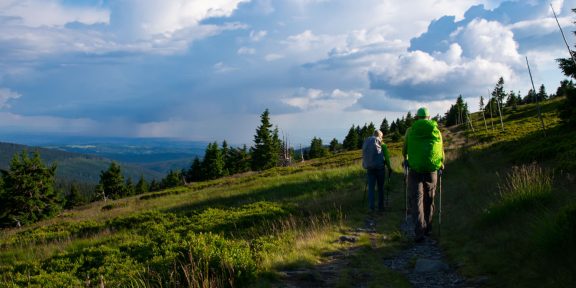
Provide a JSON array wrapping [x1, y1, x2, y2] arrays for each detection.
[[164, 170, 365, 217]]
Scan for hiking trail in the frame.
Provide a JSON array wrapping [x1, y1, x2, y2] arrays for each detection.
[[277, 127, 479, 287]]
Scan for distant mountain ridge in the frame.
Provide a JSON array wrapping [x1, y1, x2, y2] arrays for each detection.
[[0, 142, 164, 184]]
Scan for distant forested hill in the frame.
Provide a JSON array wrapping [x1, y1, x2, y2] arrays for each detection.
[[0, 142, 164, 184]]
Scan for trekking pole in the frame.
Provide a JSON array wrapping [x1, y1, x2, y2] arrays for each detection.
[[386, 169, 391, 208], [438, 169, 443, 239], [362, 175, 367, 208], [403, 161, 409, 222]]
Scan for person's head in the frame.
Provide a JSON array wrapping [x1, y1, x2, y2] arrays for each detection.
[[416, 107, 430, 120], [373, 130, 383, 140]]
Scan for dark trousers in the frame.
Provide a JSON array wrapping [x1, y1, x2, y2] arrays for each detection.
[[408, 170, 437, 238], [367, 168, 385, 211]]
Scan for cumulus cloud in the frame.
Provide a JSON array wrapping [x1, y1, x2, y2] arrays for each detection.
[[358, 0, 569, 103], [282, 88, 362, 111], [249, 30, 267, 42], [109, 0, 250, 40], [0, 0, 250, 61], [238, 47, 256, 55], [213, 62, 237, 73], [0, 88, 21, 109], [265, 53, 284, 61], [0, 0, 109, 27]]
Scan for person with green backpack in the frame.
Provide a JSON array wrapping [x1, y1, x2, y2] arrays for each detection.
[[403, 107, 444, 242]]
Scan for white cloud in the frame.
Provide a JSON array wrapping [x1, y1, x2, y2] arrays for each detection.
[[110, 0, 250, 39], [0, 0, 250, 62], [238, 46, 256, 55], [0, 0, 109, 27], [249, 30, 267, 42], [282, 88, 362, 111], [265, 53, 284, 61], [284, 30, 321, 51], [0, 88, 21, 109], [457, 19, 522, 65], [213, 61, 237, 73], [0, 112, 98, 133]]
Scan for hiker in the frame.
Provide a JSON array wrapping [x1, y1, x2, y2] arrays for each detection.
[[403, 107, 444, 242], [362, 130, 392, 212]]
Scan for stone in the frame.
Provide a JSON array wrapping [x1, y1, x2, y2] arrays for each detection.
[[413, 258, 449, 273]]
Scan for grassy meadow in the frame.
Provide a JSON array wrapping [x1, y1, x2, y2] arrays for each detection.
[[1, 96, 575, 287]]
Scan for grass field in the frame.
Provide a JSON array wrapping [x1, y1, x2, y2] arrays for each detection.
[[1, 97, 575, 287]]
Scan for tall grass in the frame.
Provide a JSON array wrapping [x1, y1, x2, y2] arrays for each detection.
[[482, 163, 553, 223]]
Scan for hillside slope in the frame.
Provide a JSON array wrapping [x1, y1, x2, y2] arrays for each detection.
[[0, 97, 574, 288], [0, 142, 164, 184]]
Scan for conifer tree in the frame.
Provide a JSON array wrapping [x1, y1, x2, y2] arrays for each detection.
[[0, 151, 60, 226], [329, 138, 340, 153], [405, 112, 414, 128], [65, 182, 85, 209], [98, 162, 126, 200], [125, 177, 135, 196], [309, 137, 328, 159], [342, 125, 358, 151], [135, 175, 149, 194], [162, 170, 182, 188], [188, 156, 203, 182], [251, 109, 280, 170], [202, 142, 225, 180], [380, 118, 389, 135], [221, 140, 230, 176]]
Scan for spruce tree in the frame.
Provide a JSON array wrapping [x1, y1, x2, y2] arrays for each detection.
[[0, 151, 60, 227], [329, 138, 340, 153], [135, 175, 149, 194], [309, 137, 328, 159], [162, 170, 182, 188], [188, 156, 203, 181], [342, 125, 358, 151], [380, 118, 389, 135], [405, 112, 414, 128], [65, 183, 85, 209], [98, 162, 126, 200], [202, 142, 225, 180], [251, 109, 280, 170], [221, 140, 230, 176]]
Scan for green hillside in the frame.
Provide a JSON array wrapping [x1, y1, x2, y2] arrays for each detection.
[[0, 97, 574, 287], [0, 142, 164, 184]]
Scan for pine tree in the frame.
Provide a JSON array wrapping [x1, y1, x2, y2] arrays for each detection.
[[202, 142, 225, 180], [506, 90, 518, 108], [538, 84, 548, 101], [380, 118, 389, 135], [188, 156, 203, 181], [65, 182, 85, 209], [149, 179, 160, 192], [162, 170, 182, 188], [329, 138, 340, 153], [405, 111, 414, 128], [342, 125, 358, 151], [446, 95, 469, 126], [309, 137, 328, 159], [125, 177, 135, 196], [0, 151, 60, 227], [98, 162, 126, 200], [135, 175, 149, 194], [251, 109, 280, 170], [221, 140, 230, 176]]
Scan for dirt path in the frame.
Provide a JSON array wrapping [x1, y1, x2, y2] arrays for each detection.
[[277, 127, 476, 287]]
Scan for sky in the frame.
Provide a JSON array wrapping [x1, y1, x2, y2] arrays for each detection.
[[0, 0, 575, 147]]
